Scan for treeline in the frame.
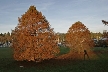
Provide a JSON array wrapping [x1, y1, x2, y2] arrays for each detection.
[[0, 31, 108, 47], [91, 31, 108, 47], [57, 32, 108, 47], [0, 32, 12, 47]]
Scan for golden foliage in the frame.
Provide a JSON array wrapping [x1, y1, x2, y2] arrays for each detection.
[[66, 21, 94, 54], [57, 22, 95, 60], [12, 6, 59, 62]]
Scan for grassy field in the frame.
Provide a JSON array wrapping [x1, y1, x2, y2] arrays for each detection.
[[0, 47, 108, 72]]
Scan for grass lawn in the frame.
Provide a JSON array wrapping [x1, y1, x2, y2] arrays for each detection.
[[0, 47, 108, 72]]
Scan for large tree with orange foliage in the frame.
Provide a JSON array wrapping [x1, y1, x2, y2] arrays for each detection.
[[12, 6, 59, 62], [66, 21, 94, 54]]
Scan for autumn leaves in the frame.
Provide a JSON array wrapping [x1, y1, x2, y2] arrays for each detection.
[[66, 22, 93, 53], [12, 6, 94, 62], [12, 6, 59, 62]]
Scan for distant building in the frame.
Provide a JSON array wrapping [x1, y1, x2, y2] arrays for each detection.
[[91, 32, 103, 41], [103, 30, 108, 38], [56, 32, 66, 44]]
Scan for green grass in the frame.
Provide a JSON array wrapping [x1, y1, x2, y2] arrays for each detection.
[[57, 46, 70, 55], [0, 47, 108, 72], [92, 47, 108, 60], [0, 47, 13, 58]]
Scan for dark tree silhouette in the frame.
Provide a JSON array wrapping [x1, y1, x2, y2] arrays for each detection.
[[102, 20, 108, 26]]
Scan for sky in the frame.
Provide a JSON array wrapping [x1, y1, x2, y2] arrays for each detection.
[[0, 0, 108, 33]]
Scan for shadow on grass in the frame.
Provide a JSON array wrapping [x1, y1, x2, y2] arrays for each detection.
[[1, 58, 108, 72], [1, 47, 108, 72], [0, 58, 81, 72]]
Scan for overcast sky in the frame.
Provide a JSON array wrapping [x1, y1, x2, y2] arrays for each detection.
[[0, 0, 108, 33]]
